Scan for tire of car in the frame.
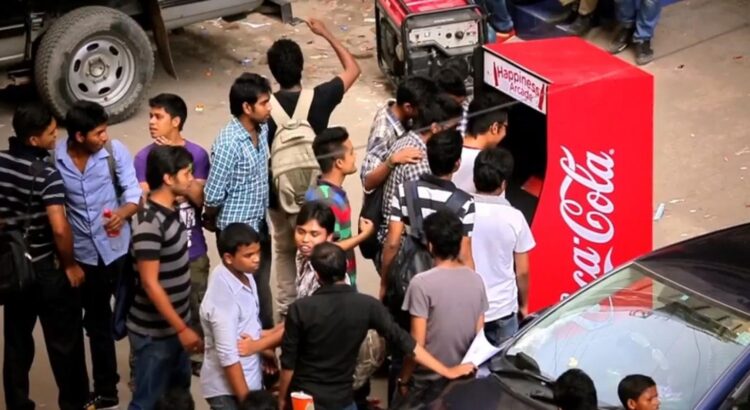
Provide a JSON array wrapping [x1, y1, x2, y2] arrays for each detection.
[[34, 6, 155, 124]]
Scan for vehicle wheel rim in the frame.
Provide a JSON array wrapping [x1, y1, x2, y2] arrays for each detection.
[[68, 36, 136, 107]]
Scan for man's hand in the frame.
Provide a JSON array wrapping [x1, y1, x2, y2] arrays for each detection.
[[104, 210, 125, 234], [237, 333, 264, 356], [65, 264, 85, 287], [178, 328, 204, 354], [278, 398, 286, 410], [378, 284, 387, 302], [202, 213, 218, 232], [444, 363, 477, 379], [390, 147, 423, 165], [358, 217, 375, 237], [262, 353, 279, 375], [305, 18, 331, 38], [153, 135, 177, 146]]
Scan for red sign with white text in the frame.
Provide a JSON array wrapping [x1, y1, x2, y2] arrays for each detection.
[[480, 39, 653, 311]]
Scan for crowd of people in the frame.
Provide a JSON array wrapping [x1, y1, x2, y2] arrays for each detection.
[[0, 16, 662, 410], [480, 0, 662, 65]]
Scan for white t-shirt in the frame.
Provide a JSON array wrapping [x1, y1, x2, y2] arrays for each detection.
[[471, 194, 535, 321], [452, 146, 481, 194]]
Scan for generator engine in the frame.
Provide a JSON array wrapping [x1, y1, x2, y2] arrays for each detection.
[[375, 0, 486, 90]]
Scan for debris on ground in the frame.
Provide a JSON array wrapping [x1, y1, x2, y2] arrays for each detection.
[[668, 198, 685, 204], [676, 64, 685, 69], [241, 22, 271, 29], [735, 146, 750, 156], [195, 104, 205, 112], [653, 203, 666, 221]]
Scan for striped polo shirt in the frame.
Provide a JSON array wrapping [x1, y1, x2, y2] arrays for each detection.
[[127, 198, 191, 338], [0, 138, 66, 262]]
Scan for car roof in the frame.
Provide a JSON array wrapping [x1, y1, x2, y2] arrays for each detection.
[[636, 223, 750, 315]]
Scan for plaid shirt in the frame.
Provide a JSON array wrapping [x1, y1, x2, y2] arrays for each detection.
[[204, 117, 270, 231], [378, 131, 431, 241], [457, 98, 471, 137], [360, 100, 406, 192]]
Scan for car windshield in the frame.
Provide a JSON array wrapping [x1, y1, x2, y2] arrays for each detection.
[[506, 264, 750, 409]]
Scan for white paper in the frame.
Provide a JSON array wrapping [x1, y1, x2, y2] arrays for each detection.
[[461, 329, 502, 367]]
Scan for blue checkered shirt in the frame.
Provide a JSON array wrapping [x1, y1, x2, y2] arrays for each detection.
[[361, 100, 406, 193], [458, 98, 471, 137], [204, 117, 270, 231]]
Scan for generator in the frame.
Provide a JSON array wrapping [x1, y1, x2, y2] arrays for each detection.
[[375, 0, 486, 89]]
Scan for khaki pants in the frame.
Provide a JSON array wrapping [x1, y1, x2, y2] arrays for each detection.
[[269, 208, 298, 321], [560, 0, 598, 15]]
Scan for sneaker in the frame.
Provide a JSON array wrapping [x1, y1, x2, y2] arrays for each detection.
[[608, 25, 633, 54], [83, 396, 119, 410], [495, 29, 516, 43], [559, 13, 593, 36], [634, 40, 655, 65]]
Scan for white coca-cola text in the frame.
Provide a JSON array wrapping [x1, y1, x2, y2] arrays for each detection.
[[559, 146, 616, 298]]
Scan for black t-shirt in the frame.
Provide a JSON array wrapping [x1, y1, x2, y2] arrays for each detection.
[[266, 77, 345, 209], [266, 76, 346, 145]]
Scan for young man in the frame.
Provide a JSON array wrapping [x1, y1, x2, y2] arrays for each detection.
[[134, 93, 211, 371], [452, 93, 509, 194], [204, 73, 274, 329], [200, 223, 280, 410], [618, 375, 660, 410], [553, 369, 598, 410], [471, 147, 534, 345], [1, 103, 89, 410], [378, 94, 463, 244], [279, 243, 476, 410], [396, 210, 487, 402], [608, 0, 662, 65], [128, 146, 202, 410], [54, 100, 142, 409], [305, 127, 374, 290], [266, 17, 360, 320], [360, 76, 438, 194], [381, 129, 476, 294], [435, 67, 470, 137]]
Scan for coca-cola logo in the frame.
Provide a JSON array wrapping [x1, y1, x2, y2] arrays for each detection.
[[559, 146, 615, 296]]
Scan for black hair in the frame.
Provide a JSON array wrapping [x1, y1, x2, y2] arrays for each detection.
[[474, 147, 514, 193], [267, 39, 303, 89], [618, 374, 656, 408], [553, 369, 598, 410], [313, 127, 349, 173], [310, 242, 347, 284], [149, 93, 188, 131], [12, 102, 54, 142], [218, 223, 260, 257], [145, 145, 194, 190], [467, 93, 508, 136], [423, 210, 463, 260], [435, 67, 467, 98], [229, 73, 272, 118], [65, 100, 108, 140], [413, 93, 463, 130], [296, 201, 336, 234], [396, 75, 439, 107], [426, 129, 463, 176], [239, 390, 276, 410]]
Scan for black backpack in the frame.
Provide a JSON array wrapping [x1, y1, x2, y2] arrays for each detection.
[[384, 179, 468, 315], [359, 185, 385, 260], [0, 159, 46, 304]]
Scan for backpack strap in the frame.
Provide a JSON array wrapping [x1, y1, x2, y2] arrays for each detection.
[[103, 140, 123, 199], [269, 94, 293, 126], [444, 190, 468, 215], [292, 89, 314, 121], [404, 180, 425, 243]]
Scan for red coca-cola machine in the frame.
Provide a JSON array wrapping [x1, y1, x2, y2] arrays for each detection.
[[472, 37, 653, 312]]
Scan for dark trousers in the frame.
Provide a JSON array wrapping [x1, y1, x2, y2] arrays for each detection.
[[3, 256, 90, 410], [216, 223, 273, 328], [80, 255, 127, 399]]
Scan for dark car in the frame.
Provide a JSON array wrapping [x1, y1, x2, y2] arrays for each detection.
[[1, 0, 265, 123], [396, 223, 750, 410]]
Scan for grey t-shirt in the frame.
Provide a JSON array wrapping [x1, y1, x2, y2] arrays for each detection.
[[402, 266, 488, 374]]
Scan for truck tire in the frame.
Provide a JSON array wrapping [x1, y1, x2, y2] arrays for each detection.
[[35, 6, 154, 124]]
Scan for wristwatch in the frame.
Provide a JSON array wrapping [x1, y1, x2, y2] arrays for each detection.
[[385, 156, 395, 169]]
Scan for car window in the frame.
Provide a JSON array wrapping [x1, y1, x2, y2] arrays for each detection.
[[507, 264, 750, 409]]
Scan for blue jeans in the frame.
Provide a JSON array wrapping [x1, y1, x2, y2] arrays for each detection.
[[484, 313, 519, 347], [128, 332, 192, 410], [614, 0, 662, 41], [480, 0, 514, 32], [206, 395, 239, 410]]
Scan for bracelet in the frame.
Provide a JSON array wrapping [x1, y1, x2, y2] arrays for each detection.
[[176, 324, 188, 334], [386, 157, 395, 169]]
